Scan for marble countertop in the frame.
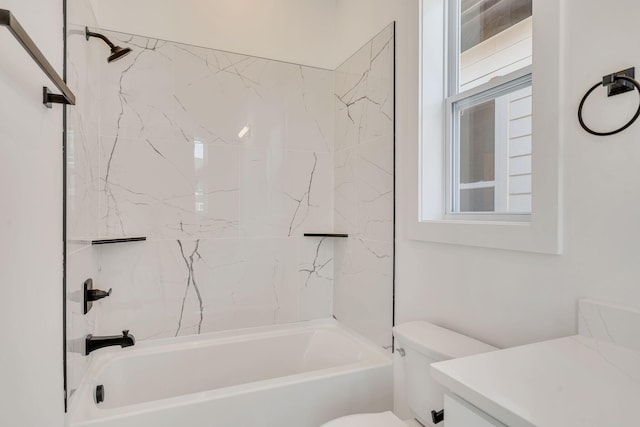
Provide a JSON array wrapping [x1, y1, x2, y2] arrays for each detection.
[[431, 335, 640, 427]]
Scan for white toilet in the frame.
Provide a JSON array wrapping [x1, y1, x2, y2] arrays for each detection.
[[321, 321, 497, 427]]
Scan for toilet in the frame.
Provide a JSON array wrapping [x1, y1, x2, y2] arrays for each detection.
[[321, 321, 497, 427]]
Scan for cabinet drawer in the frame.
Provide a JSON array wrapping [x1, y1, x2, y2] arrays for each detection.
[[444, 393, 506, 427]]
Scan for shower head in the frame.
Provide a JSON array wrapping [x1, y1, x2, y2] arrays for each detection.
[[107, 45, 133, 63], [85, 27, 132, 63]]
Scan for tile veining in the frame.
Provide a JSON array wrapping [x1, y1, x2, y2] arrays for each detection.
[[176, 240, 204, 336], [67, 23, 395, 399], [286, 152, 318, 236], [333, 24, 395, 350], [299, 237, 332, 288]]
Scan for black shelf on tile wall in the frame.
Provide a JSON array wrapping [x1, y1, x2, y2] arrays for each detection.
[[303, 233, 349, 238], [91, 237, 147, 245]]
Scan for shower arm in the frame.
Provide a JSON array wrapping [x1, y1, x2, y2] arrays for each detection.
[[85, 29, 116, 49]]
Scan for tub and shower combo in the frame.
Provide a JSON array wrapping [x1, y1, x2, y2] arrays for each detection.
[[68, 320, 392, 427], [66, 13, 396, 427]]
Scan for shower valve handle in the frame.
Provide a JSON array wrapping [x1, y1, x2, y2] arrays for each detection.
[[87, 287, 112, 302]]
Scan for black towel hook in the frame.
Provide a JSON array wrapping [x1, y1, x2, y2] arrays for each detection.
[[578, 68, 640, 136]]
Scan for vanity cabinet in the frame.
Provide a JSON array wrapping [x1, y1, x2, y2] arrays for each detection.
[[444, 394, 506, 427]]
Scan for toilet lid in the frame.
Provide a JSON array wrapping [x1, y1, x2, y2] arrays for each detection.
[[321, 411, 406, 427]]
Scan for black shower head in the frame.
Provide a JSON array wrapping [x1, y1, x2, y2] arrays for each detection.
[[85, 27, 132, 63], [107, 45, 132, 63]]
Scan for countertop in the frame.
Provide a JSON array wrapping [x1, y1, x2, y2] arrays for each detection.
[[431, 335, 640, 427]]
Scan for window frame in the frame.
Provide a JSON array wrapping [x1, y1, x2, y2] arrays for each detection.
[[408, 0, 562, 254], [445, 67, 533, 221], [446, 0, 533, 219]]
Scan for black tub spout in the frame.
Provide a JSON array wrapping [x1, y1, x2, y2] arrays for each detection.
[[85, 330, 135, 355]]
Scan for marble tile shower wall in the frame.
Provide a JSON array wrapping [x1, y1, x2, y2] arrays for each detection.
[[66, 2, 101, 399], [333, 25, 395, 349], [65, 21, 394, 397], [91, 31, 336, 340]]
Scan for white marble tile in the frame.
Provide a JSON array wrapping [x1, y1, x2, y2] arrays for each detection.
[[356, 136, 394, 243], [297, 237, 334, 320], [171, 44, 333, 153], [99, 32, 178, 142], [67, 25, 101, 242], [270, 150, 334, 236], [97, 32, 334, 240], [578, 299, 640, 352], [333, 238, 393, 349], [332, 24, 395, 351], [334, 147, 358, 234], [335, 23, 394, 150], [99, 136, 241, 238], [68, 26, 396, 361], [66, 246, 99, 398], [66, 21, 102, 401], [283, 66, 334, 152], [172, 44, 288, 147], [94, 237, 331, 340], [240, 149, 333, 237], [334, 46, 369, 152]]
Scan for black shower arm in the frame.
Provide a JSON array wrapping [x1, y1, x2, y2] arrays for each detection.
[[86, 29, 116, 49]]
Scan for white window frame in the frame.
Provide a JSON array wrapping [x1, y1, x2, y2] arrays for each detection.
[[446, 68, 532, 220], [408, 0, 562, 254]]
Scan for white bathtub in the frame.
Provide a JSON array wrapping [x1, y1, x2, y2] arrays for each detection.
[[67, 319, 392, 427]]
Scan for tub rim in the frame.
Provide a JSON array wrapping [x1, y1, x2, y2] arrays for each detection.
[[67, 319, 391, 424]]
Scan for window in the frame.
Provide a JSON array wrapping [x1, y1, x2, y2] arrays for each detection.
[[446, 0, 532, 218], [409, 0, 562, 253]]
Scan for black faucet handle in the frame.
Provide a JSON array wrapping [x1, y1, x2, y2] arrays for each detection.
[[87, 287, 112, 301], [122, 330, 129, 337]]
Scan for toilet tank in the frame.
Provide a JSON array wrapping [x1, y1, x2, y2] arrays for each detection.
[[393, 321, 497, 426]]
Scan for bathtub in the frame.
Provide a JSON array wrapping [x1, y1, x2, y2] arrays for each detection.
[[67, 319, 392, 427]]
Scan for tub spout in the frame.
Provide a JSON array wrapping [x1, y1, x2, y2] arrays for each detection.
[[85, 330, 135, 355]]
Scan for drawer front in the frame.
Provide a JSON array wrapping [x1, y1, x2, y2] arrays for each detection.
[[444, 393, 506, 427]]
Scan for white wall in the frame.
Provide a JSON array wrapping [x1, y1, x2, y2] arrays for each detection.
[[334, 0, 403, 68], [331, 0, 640, 418], [88, 0, 640, 350], [89, 0, 340, 69], [0, 0, 65, 425], [396, 0, 640, 347], [89, 0, 406, 70]]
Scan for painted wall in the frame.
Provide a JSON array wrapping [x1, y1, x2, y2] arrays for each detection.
[[360, 0, 640, 418], [89, 0, 404, 71], [396, 0, 640, 348], [89, 0, 339, 69], [0, 0, 65, 425], [324, 0, 640, 417]]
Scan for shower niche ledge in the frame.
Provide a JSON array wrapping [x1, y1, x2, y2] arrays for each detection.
[[91, 236, 147, 245], [68, 236, 147, 246], [303, 233, 349, 238]]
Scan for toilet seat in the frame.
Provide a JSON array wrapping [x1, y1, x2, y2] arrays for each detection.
[[320, 411, 407, 427]]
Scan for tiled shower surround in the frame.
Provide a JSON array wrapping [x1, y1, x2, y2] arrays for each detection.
[[66, 19, 394, 396], [334, 26, 395, 349]]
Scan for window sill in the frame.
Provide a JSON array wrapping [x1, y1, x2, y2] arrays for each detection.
[[407, 217, 560, 254], [409, 0, 563, 256]]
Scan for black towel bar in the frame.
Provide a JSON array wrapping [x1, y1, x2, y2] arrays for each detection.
[[0, 9, 76, 106]]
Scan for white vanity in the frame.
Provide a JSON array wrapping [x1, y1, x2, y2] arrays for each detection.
[[430, 300, 640, 426]]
